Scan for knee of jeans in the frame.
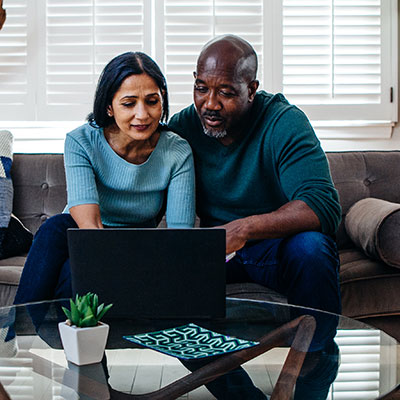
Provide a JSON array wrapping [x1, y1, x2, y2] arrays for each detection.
[[36, 214, 74, 237], [283, 231, 338, 272]]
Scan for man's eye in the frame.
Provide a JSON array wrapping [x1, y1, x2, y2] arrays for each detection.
[[194, 85, 208, 93], [220, 91, 234, 97]]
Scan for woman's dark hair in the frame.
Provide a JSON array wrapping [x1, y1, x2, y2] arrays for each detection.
[[87, 52, 169, 127]]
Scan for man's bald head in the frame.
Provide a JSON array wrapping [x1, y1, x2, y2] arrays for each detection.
[[196, 35, 258, 83]]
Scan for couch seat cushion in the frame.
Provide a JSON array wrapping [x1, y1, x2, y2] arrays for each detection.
[[339, 248, 400, 319]]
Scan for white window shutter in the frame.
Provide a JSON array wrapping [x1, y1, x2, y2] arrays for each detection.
[[281, 0, 397, 122], [159, 0, 263, 116], [0, 0, 34, 120], [36, 0, 148, 121]]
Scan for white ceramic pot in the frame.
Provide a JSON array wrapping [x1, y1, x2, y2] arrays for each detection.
[[58, 321, 109, 366]]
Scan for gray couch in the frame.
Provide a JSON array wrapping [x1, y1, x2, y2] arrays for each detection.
[[2, 152, 400, 340]]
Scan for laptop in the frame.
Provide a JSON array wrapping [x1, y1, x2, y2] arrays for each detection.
[[67, 228, 226, 319]]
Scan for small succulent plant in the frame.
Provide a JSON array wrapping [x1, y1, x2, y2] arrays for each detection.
[[62, 292, 113, 328]]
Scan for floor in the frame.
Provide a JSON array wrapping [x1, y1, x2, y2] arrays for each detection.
[[2, 337, 287, 399], [1, 333, 397, 399]]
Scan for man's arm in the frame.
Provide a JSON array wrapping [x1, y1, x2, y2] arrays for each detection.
[[220, 200, 320, 254]]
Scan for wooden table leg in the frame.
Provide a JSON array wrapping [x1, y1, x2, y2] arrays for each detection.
[[125, 314, 316, 400], [0, 381, 11, 400]]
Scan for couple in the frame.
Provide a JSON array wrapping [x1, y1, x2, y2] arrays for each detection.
[[15, 35, 341, 398]]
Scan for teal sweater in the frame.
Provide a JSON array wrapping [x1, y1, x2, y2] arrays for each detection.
[[168, 91, 341, 234], [64, 123, 195, 228]]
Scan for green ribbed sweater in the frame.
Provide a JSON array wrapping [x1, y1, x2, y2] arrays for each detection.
[[169, 91, 341, 234], [64, 123, 195, 228]]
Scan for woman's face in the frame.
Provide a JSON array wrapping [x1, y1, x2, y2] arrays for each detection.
[[108, 73, 163, 142]]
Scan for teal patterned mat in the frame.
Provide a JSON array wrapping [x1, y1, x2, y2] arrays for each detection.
[[123, 323, 259, 360]]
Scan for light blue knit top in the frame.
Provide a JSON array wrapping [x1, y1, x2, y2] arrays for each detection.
[[64, 123, 195, 228]]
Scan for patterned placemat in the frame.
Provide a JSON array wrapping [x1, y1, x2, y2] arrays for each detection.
[[123, 323, 259, 360]]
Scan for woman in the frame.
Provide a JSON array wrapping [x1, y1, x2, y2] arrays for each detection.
[[14, 52, 195, 304]]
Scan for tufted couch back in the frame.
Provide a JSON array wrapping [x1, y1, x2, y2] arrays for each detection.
[[11, 151, 400, 250]]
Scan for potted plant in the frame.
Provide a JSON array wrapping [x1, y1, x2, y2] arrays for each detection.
[[58, 292, 113, 366]]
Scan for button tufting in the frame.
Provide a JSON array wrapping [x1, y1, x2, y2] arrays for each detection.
[[363, 178, 371, 186], [41, 182, 49, 190], [40, 215, 48, 222]]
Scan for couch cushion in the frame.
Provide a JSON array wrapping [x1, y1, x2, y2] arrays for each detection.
[[12, 154, 66, 234], [226, 282, 287, 303], [339, 248, 400, 319], [345, 198, 400, 268], [327, 151, 400, 250]]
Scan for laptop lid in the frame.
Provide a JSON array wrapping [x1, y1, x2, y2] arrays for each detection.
[[67, 228, 226, 319]]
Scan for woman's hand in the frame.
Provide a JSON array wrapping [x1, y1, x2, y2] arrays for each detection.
[[69, 204, 103, 229]]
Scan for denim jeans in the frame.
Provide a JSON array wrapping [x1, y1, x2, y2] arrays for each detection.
[[14, 213, 77, 304], [187, 231, 341, 399]]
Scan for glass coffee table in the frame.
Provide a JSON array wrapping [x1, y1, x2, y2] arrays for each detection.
[[0, 298, 398, 399]]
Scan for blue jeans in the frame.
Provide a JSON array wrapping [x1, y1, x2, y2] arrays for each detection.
[[229, 231, 341, 316], [14, 214, 77, 304], [187, 231, 341, 399]]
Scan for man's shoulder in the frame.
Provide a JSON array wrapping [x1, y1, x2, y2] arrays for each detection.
[[168, 104, 200, 137], [254, 91, 294, 114]]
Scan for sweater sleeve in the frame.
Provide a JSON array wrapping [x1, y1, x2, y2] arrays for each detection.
[[64, 133, 99, 209], [271, 107, 341, 234], [165, 137, 196, 228]]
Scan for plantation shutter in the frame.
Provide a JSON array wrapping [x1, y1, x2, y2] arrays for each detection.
[[20, 0, 148, 122], [329, 329, 396, 400], [158, 0, 263, 116], [281, 0, 396, 122], [0, 0, 34, 120]]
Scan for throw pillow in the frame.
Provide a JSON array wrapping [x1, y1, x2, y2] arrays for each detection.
[[0, 214, 33, 259], [0, 130, 14, 253], [345, 197, 400, 268], [0, 131, 33, 259]]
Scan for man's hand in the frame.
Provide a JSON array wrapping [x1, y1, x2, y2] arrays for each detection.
[[219, 218, 249, 254], [217, 200, 321, 255]]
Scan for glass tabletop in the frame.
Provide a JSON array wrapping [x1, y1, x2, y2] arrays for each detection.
[[0, 298, 397, 400]]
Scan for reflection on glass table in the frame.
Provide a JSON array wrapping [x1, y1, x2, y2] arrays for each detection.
[[0, 297, 396, 400]]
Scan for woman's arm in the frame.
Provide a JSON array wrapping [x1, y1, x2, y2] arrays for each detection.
[[69, 204, 103, 229], [165, 139, 196, 228]]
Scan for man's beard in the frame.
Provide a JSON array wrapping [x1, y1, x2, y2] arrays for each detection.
[[202, 126, 227, 139]]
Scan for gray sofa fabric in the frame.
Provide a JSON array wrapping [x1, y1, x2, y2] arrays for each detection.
[[2, 151, 400, 339]]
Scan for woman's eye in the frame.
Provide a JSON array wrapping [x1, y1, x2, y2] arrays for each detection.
[[122, 103, 134, 107], [147, 99, 159, 105]]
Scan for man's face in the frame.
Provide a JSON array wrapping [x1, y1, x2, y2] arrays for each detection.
[[193, 57, 253, 139]]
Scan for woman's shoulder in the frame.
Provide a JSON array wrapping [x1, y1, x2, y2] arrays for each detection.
[[66, 122, 101, 140], [160, 130, 192, 152]]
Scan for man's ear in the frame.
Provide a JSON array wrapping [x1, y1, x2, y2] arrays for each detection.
[[248, 80, 259, 102], [193, 71, 197, 79]]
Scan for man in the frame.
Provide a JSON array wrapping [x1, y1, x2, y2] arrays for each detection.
[[168, 34, 341, 399], [0, 0, 6, 31]]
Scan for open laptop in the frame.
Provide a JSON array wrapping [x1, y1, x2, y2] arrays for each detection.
[[67, 228, 226, 319]]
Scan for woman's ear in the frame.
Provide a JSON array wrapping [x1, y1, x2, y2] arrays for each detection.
[[107, 105, 113, 117]]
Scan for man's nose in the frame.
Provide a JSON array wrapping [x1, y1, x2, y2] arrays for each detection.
[[205, 91, 222, 110]]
